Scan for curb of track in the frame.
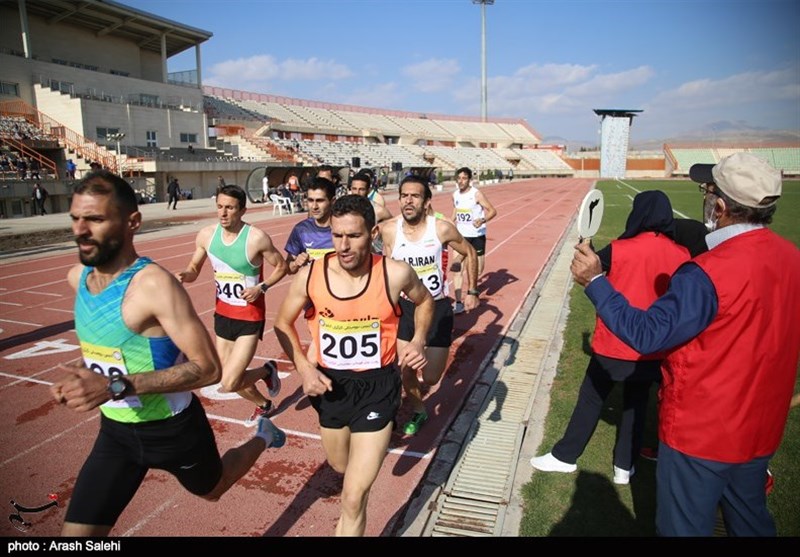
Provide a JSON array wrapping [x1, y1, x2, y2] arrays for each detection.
[[395, 214, 579, 537]]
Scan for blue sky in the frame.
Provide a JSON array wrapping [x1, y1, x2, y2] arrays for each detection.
[[123, 0, 799, 144]]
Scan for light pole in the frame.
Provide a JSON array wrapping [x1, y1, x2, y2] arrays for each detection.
[[107, 132, 125, 175], [473, 0, 494, 122]]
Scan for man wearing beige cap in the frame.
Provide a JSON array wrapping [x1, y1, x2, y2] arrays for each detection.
[[570, 152, 800, 536]]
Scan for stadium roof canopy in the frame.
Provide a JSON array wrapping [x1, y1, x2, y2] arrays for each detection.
[[6, 0, 212, 57]]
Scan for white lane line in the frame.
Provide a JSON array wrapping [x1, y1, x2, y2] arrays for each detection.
[[0, 301, 23, 306], [0, 414, 100, 468], [26, 291, 63, 297], [44, 307, 74, 313], [121, 498, 178, 537], [615, 179, 691, 218], [0, 318, 43, 327], [0, 370, 56, 386]]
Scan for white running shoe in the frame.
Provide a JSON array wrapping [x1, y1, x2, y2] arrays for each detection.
[[613, 465, 635, 485], [530, 452, 577, 473]]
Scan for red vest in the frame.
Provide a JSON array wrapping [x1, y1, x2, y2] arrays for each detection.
[[305, 253, 400, 370], [660, 228, 800, 462], [592, 233, 690, 360]]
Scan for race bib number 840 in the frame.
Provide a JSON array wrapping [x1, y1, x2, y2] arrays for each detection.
[[318, 318, 381, 370]]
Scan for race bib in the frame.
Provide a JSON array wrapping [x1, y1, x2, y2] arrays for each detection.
[[80, 341, 142, 408], [317, 318, 381, 370], [455, 208, 473, 223], [415, 262, 443, 298], [307, 247, 335, 261], [214, 271, 247, 306]]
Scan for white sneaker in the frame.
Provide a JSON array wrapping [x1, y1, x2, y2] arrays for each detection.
[[613, 465, 635, 485], [530, 452, 577, 473]]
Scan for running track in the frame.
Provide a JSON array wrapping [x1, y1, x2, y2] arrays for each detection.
[[0, 178, 593, 537]]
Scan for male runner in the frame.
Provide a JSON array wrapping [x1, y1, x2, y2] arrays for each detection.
[[450, 167, 497, 313], [350, 170, 392, 254], [381, 175, 478, 435], [177, 185, 288, 422], [284, 177, 337, 274], [349, 171, 392, 223], [51, 171, 284, 536], [274, 195, 434, 536]]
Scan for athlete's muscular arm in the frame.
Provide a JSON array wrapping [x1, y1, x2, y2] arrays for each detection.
[[387, 259, 433, 371], [241, 229, 289, 303], [52, 265, 221, 412], [175, 225, 213, 283], [378, 217, 398, 256], [273, 266, 332, 396], [439, 221, 479, 311], [375, 203, 392, 223], [474, 190, 497, 228]]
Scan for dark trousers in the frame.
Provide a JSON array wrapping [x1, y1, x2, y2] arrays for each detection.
[[551, 353, 659, 470], [168, 193, 178, 209], [656, 442, 775, 536], [34, 199, 46, 215]]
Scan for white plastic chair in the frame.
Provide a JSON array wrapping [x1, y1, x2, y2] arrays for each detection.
[[270, 194, 292, 215]]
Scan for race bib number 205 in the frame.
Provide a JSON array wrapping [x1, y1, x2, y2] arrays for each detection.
[[318, 318, 381, 370]]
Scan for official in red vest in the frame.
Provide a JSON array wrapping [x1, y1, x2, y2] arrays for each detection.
[[571, 153, 800, 536], [531, 191, 690, 485]]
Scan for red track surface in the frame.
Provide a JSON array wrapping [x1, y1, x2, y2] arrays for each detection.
[[0, 179, 593, 537]]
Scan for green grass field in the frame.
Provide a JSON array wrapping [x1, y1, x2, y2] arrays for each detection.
[[519, 179, 799, 537]]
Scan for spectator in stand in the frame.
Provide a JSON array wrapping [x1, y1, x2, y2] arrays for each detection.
[[217, 175, 226, 196], [66, 159, 77, 180], [17, 157, 28, 180], [30, 158, 41, 180]]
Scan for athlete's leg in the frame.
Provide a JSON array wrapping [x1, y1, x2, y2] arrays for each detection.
[[450, 252, 464, 304], [215, 334, 269, 407], [335, 423, 393, 536], [398, 339, 425, 414], [421, 346, 449, 386], [201, 436, 269, 501], [320, 425, 352, 475]]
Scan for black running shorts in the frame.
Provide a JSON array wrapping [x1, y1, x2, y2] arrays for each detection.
[[214, 313, 265, 341], [308, 365, 400, 433], [64, 395, 222, 527], [398, 297, 453, 347], [465, 235, 487, 256]]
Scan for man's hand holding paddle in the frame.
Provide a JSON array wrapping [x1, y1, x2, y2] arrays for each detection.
[[572, 189, 605, 287]]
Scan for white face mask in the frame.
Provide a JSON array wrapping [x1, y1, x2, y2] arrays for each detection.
[[703, 194, 719, 232]]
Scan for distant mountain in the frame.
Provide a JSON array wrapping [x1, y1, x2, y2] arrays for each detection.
[[551, 122, 799, 154]]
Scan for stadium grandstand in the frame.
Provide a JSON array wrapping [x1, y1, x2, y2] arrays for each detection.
[[1, 0, 798, 218]]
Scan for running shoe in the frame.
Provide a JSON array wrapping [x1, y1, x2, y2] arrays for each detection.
[[403, 411, 428, 435], [613, 465, 635, 485], [263, 360, 281, 398], [248, 400, 273, 423], [639, 447, 658, 461], [453, 301, 465, 315], [257, 415, 286, 448], [530, 452, 577, 473], [765, 469, 774, 496]]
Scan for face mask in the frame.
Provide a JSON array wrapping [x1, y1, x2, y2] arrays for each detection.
[[703, 194, 719, 232]]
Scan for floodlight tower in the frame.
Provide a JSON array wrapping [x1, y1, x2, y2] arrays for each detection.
[[107, 132, 126, 175], [473, 0, 494, 122]]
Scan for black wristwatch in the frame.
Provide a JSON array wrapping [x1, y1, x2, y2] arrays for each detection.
[[259, 282, 269, 293], [107, 374, 133, 401]]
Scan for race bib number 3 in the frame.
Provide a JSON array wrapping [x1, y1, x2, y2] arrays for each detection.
[[318, 318, 381, 370], [215, 271, 247, 306], [80, 341, 142, 408]]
